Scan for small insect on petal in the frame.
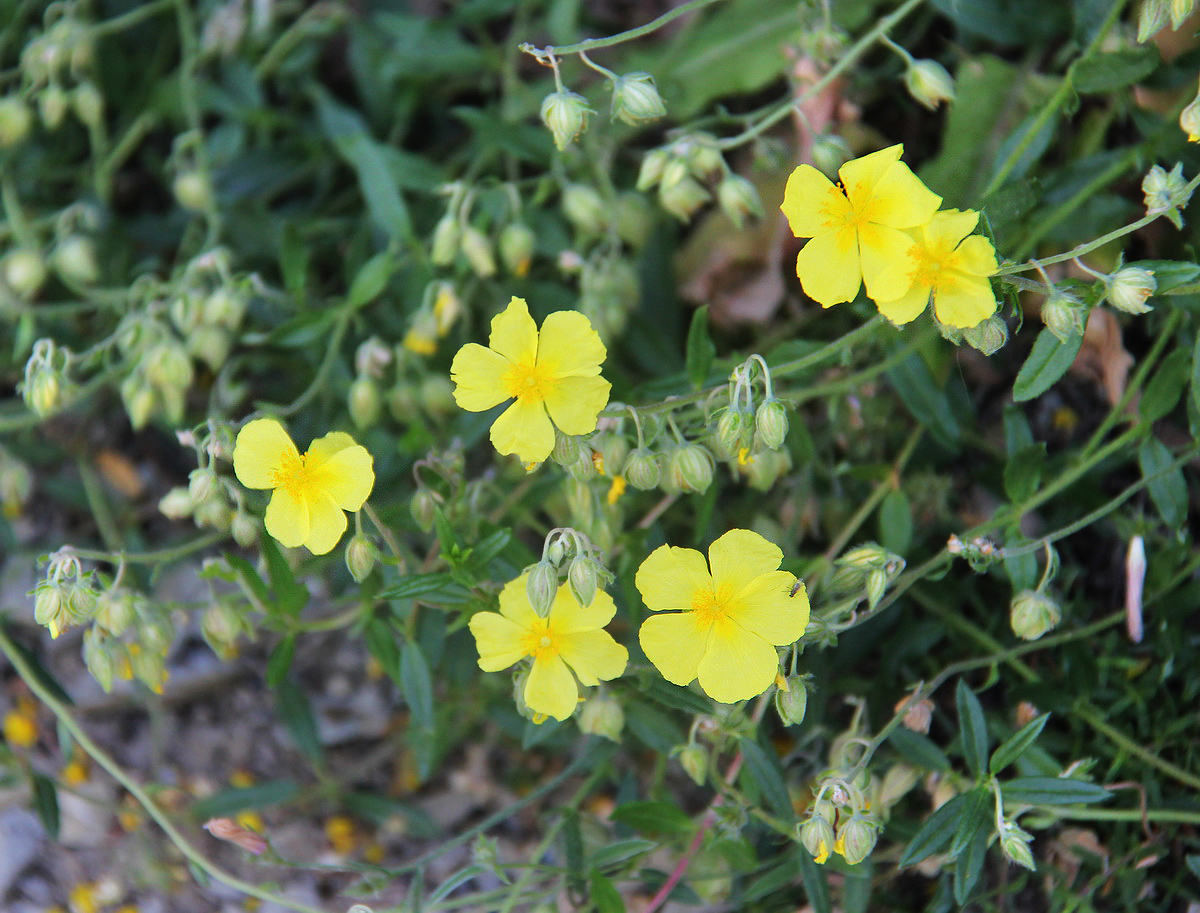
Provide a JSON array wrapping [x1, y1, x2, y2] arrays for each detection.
[[203, 817, 267, 855]]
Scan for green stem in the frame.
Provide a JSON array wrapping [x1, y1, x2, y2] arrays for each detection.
[[522, 0, 725, 57], [172, 0, 221, 248], [95, 111, 158, 201], [0, 627, 329, 913], [1043, 807, 1200, 825], [90, 0, 174, 36], [77, 458, 124, 555], [64, 532, 225, 566]]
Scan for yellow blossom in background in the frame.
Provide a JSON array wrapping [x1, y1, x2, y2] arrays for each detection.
[[874, 209, 998, 329], [325, 815, 358, 855], [781, 144, 941, 307], [233, 418, 374, 555], [469, 574, 628, 721], [451, 297, 611, 463], [606, 475, 626, 504], [636, 529, 809, 703], [3, 697, 38, 748]]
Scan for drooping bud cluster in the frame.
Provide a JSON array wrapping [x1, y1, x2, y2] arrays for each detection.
[[31, 551, 98, 639], [637, 134, 758, 224], [522, 528, 615, 616], [1141, 163, 1192, 229], [12, 6, 101, 137], [827, 542, 906, 611], [159, 424, 255, 539]]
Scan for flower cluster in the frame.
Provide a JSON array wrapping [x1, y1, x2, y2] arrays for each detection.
[[781, 144, 999, 331]]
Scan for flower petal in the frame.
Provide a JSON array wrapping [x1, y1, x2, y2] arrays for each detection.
[[933, 272, 998, 329], [233, 418, 298, 489], [731, 572, 809, 645], [859, 223, 917, 303], [639, 612, 709, 687], [954, 234, 998, 277], [695, 620, 779, 703], [708, 529, 783, 595], [309, 443, 374, 511], [536, 310, 606, 377], [925, 209, 979, 249], [636, 544, 712, 612], [558, 630, 628, 685], [302, 490, 348, 555], [305, 431, 355, 465], [490, 398, 555, 463], [861, 160, 941, 229], [876, 281, 931, 325], [551, 585, 617, 634], [264, 487, 308, 549], [525, 654, 579, 721], [451, 343, 513, 412], [488, 296, 539, 364], [794, 229, 862, 307], [781, 165, 845, 239], [469, 611, 529, 672], [837, 144, 903, 200], [498, 575, 541, 627], [543, 375, 611, 436]]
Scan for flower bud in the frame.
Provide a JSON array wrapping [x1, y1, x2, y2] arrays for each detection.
[[962, 314, 1008, 355], [865, 567, 888, 610], [203, 288, 246, 329], [231, 509, 258, 547], [130, 643, 168, 694], [499, 221, 536, 277], [71, 82, 104, 129], [811, 133, 851, 178], [567, 555, 599, 607], [145, 342, 194, 391], [551, 431, 581, 467], [540, 89, 592, 151], [578, 694, 624, 741], [775, 675, 808, 726], [94, 589, 137, 636], [193, 496, 232, 532], [410, 489, 438, 532], [674, 743, 708, 786], [1041, 289, 1085, 342], [896, 694, 934, 733], [355, 336, 393, 378], [1142, 162, 1190, 225], [3, 249, 48, 298], [201, 602, 244, 659], [614, 192, 653, 247], [345, 534, 378, 583], [83, 628, 118, 692], [1107, 266, 1156, 315], [52, 236, 99, 285], [188, 467, 219, 505], [460, 225, 496, 278], [592, 434, 629, 477], [65, 583, 97, 625], [660, 156, 689, 190], [187, 326, 231, 371], [878, 763, 920, 811], [636, 148, 668, 191], [173, 171, 214, 213], [716, 174, 762, 229], [835, 812, 880, 865], [159, 486, 194, 520], [666, 442, 714, 494], [1180, 93, 1200, 143], [349, 376, 382, 429], [1000, 821, 1036, 870], [0, 96, 33, 147], [562, 183, 608, 236], [685, 141, 723, 180], [755, 399, 789, 450], [525, 562, 559, 617], [658, 175, 710, 222], [0, 453, 32, 518], [611, 72, 666, 124], [742, 447, 791, 491], [797, 815, 836, 865], [430, 214, 461, 266], [33, 584, 64, 632], [24, 367, 63, 417], [1009, 589, 1061, 640], [38, 84, 69, 129], [716, 407, 755, 458], [623, 448, 660, 490], [904, 59, 955, 109]]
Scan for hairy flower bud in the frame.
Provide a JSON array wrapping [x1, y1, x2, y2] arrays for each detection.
[[201, 602, 244, 659], [173, 171, 214, 213], [95, 589, 137, 637], [460, 226, 496, 278], [1010, 589, 1062, 640], [578, 694, 624, 741], [962, 314, 1008, 355], [623, 447, 660, 490], [71, 82, 103, 128], [349, 376, 382, 429], [188, 467, 219, 505], [1041, 289, 1085, 342], [231, 509, 258, 547], [24, 367, 63, 417], [562, 184, 608, 236], [526, 561, 559, 617], [798, 814, 836, 864], [1107, 266, 1156, 315], [715, 173, 763, 229], [540, 89, 592, 151], [344, 534, 378, 583], [203, 288, 246, 329], [659, 175, 710, 222], [636, 148, 668, 191], [1000, 821, 1036, 870], [716, 407, 755, 457], [904, 59, 955, 109], [1180, 92, 1200, 143], [410, 489, 438, 532], [3, 249, 47, 298], [0, 96, 32, 147], [674, 743, 708, 786], [666, 442, 714, 494], [83, 628, 118, 692], [52, 236, 99, 285], [836, 812, 880, 865], [159, 486, 194, 520], [611, 72, 666, 124], [775, 675, 808, 726], [430, 214, 461, 266], [38, 84, 69, 129], [755, 399, 789, 450], [499, 221, 536, 277], [567, 555, 599, 607]]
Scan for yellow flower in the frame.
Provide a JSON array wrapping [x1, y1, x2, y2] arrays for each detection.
[[3, 699, 37, 748], [814, 839, 831, 865], [469, 575, 628, 721], [636, 529, 809, 703], [606, 474, 626, 505], [780, 144, 941, 307], [450, 297, 611, 464], [232, 418, 374, 555], [874, 209, 998, 329]]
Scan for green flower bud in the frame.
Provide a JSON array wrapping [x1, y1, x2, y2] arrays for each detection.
[[3, 249, 48, 298], [33, 583, 63, 630], [159, 486, 194, 520], [120, 377, 156, 429], [742, 447, 791, 491], [94, 589, 137, 636], [836, 812, 880, 865], [130, 642, 168, 694], [1180, 92, 1200, 143], [173, 171, 214, 213], [188, 467, 219, 505], [203, 288, 246, 329], [904, 59, 955, 110], [567, 446, 599, 481], [1009, 589, 1061, 640], [660, 156, 689, 190], [551, 431, 581, 467], [666, 442, 714, 494], [410, 489, 438, 532], [345, 533, 378, 583], [775, 675, 808, 726], [525, 561, 559, 617], [231, 509, 259, 547], [962, 314, 1008, 355], [546, 535, 568, 566], [460, 225, 497, 278], [145, 342, 194, 391], [25, 368, 63, 417], [797, 814, 836, 864], [420, 374, 456, 416], [567, 555, 599, 607], [1142, 162, 1190, 226], [139, 616, 174, 656], [673, 743, 708, 786], [540, 89, 593, 151], [636, 148, 669, 191], [186, 326, 231, 371], [623, 448, 660, 490], [1000, 821, 1036, 870], [811, 133, 851, 178], [878, 763, 920, 811], [716, 174, 763, 229], [1107, 266, 1156, 315], [430, 214, 461, 266], [201, 602, 243, 659], [38, 84, 69, 129], [1040, 289, 1085, 342], [193, 496, 232, 532], [755, 399, 789, 450], [83, 628, 117, 692], [685, 140, 723, 180], [0, 452, 32, 516], [0, 96, 33, 147], [71, 82, 103, 128], [865, 567, 888, 610], [499, 221, 536, 277], [592, 434, 629, 477], [614, 191, 653, 247], [578, 694, 624, 741], [52, 236, 99, 285], [562, 183, 608, 236], [349, 376, 382, 429], [611, 72, 666, 124], [716, 407, 755, 458], [658, 175, 710, 222]]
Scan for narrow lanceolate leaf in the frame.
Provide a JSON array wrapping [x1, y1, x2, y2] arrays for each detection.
[[990, 713, 1051, 775], [738, 737, 794, 823], [400, 642, 435, 731], [956, 679, 989, 780], [953, 826, 989, 905], [685, 305, 716, 389], [1013, 329, 1084, 402], [1002, 777, 1111, 806], [797, 847, 832, 913], [949, 787, 992, 859], [899, 792, 970, 868]]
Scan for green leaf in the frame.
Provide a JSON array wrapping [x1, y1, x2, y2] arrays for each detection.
[[990, 713, 1051, 775], [888, 726, 952, 773], [878, 489, 913, 557], [1140, 348, 1191, 422], [426, 865, 488, 905], [899, 791, 970, 867], [589, 839, 656, 870], [743, 854, 803, 903], [1013, 329, 1084, 402], [624, 700, 685, 753], [1126, 259, 1200, 293], [265, 635, 296, 688], [888, 354, 961, 446], [562, 809, 586, 898], [1138, 438, 1188, 529], [1003, 404, 1035, 455], [224, 553, 270, 607], [381, 572, 471, 604], [953, 825, 989, 905], [273, 679, 323, 765], [1186, 854, 1200, 881], [400, 641, 435, 731], [31, 771, 59, 840], [738, 737, 794, 823], [797, 840, 832, 913], [0, 628, 73, 706], [190, 780, 300, 819], [1002, 776, 1111, 806], [685, 306, 716, 390], [610, 801, 693, 836], [1003, 443, 1047, 503], [589, 871, 626, 913], [956, 679, 989, 780], [260, 534, 309, 617], [842, 857, 874, 913], [639, 677, 713, 715], [1192, 330, 1200, 420], [948, 787, 991, 859], [1073, 47, 1160, 93], [346, 250, 395, 310]]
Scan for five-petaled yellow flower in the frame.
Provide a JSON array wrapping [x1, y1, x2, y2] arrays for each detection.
[[233, 418, 374, 555], [450, 297, 611, 464], [636, 529, 809, 703], [781, 144, 941, 308], [469, 574, 628, 721], [875, 209, 998, 329]]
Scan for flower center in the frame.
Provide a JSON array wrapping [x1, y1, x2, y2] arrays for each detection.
[[522, 619, 560, 661], [691, 584, 734, 626], [908, 241, 959, 290], [503, 358, 555, 404], [821, 182, 879, 233], [270, 450, 312, 497]]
